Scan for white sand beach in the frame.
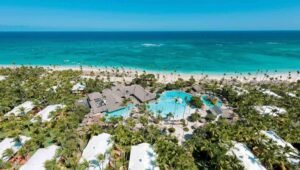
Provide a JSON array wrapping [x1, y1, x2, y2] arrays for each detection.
[[0, 65, 299, 84]]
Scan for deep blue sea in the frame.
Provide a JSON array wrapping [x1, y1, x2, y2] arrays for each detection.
[[0, 31, 299, 73]]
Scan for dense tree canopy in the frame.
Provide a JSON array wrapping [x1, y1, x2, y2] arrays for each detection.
[[0, 67, 299, 169]]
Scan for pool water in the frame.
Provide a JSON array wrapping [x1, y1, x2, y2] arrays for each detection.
[[105, 104, 134, 119], [201, 95, 222, 108], [148, 91, 193, 119]]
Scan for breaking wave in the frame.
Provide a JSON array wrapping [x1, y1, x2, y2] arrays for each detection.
[[142, 43, 163, 47]]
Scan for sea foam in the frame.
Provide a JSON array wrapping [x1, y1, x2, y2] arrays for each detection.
[[142, 43, 163, 47]]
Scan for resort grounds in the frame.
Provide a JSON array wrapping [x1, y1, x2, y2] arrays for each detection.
[[0, 66, 299, 170]]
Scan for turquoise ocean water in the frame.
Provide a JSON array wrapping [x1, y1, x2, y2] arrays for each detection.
[[0, 31, 299, 74]]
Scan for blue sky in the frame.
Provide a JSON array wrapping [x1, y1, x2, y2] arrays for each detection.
[[0, 0, 300, 31]]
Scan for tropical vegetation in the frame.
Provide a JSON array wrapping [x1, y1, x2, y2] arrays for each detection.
[[0, 66, 299, 169]]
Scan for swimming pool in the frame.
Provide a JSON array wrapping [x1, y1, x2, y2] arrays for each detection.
[[201, 95, 222, 108], [148, 91, 193, 119], [105, 104, 134, 119]]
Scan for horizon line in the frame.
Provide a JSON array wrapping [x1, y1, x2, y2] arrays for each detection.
[[1, 30, 300, 32]]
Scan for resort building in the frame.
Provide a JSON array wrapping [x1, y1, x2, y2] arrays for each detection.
[[20, 145, 59, 170], [287, 92, 298, 98], [79, 133, 113, 170], [228, 142, 266, 170], [201, 95, 223, 116], [32, 104, 65, 122], [0, 136, 31, 161], [260, 89, 282, 98], [261, 130, 299, 165], [232, 86, 249, 96], [128, 143, 159, 170], [209, 106, 223, 116], [254, 106, 286, 116], [46, 85, 59, 93], [72, 82, 86, 94], [87, 84, 155, 114], [191, 84, 203, 93], [75, 97, 90, 108], [5, 101, 35, 116], [0, 75, 6, 81]]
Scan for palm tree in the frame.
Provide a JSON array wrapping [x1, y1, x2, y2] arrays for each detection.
[[166, 112, 174, 126], [2, 148, 14, 160], [0, 159, 10, 169], [97, 153, 105, 170], [19, 107, 26, 115], [174, 97, 179, 116], [77, 160, 89, 170], [44, 159, 57, 170], [183, 96, 189, 119]]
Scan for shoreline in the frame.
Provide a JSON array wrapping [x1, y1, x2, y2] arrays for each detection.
[[0, 64, 299, 83]]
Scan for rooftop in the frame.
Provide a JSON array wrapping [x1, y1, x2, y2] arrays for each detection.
[[20, 145, 59, 170], [0, 136, 31, 161], [192, 84, 203, 92], [5, 101, 35, 116], [79, 133, 113, 170], [210, 106, 223, 116], [88, 84, 155, 113], [0, 75, 6, 81], [261, 130, 299, 165], [32, 104, 65, 122], [287, 92, 298, 98], [128, 143, 159, 170], [72, 82, 86, 92], [254, 105, 286, 116], [228, 142, 266, 170], [261, 89, 282, 98]]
